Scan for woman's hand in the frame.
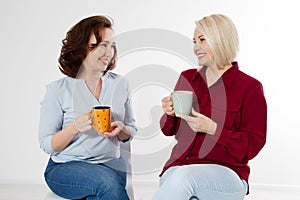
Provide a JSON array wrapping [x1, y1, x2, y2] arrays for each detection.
[[103, 121, 125, 137], [51, 111, 92, 152], [176, 108, 217, 135], [74, 112, 92, 133], [103, 121, 131, 142], [161, 96, 175, 117]]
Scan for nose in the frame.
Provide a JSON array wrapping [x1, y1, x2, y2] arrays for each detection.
[[104, 45, 115, 58], [104, 48, 111, 57], [193, 43, 201, 53]]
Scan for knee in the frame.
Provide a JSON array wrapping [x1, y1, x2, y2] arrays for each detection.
[[159, 168, 191, 190], [171, 167, 194, 185], [96, 184, 128, 200], [162, 166, 200, 192], [172, 166, 192, 178], [95, 175, 126, 196]]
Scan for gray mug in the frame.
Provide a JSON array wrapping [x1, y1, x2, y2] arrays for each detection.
[[172, 90, 193, 115]]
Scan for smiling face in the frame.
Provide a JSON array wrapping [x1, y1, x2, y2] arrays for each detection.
[[193, 29, 214, 68], [81, 28, 115, 75]]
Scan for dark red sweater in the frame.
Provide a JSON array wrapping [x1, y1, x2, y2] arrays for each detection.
[[159, 62, 267, 188]]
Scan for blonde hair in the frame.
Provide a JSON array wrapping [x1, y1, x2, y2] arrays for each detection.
[[195, 14, 239, 68]]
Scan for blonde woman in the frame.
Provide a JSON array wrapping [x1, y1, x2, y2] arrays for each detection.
[[153, 14, 267, 200]]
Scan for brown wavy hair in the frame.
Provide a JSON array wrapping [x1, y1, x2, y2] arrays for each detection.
[[58, 15, 117, 78]]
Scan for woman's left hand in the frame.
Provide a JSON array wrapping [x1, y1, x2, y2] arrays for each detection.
[[176, 108, 217, 135], [103, 121, 124, 137]]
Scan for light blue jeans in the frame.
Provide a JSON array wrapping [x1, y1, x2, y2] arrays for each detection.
[[152, 164, 248, 200], [44, 157, 129, 200]]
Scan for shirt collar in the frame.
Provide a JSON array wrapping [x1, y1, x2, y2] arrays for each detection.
[[221, 61, 239, 88], [195, 61, 239, 88]]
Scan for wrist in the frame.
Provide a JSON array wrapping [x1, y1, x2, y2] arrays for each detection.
[[207, 120, 217, 135], [71, 121, 79, 135], [117, 125, 131, 142], [117, 134, 131, 142]]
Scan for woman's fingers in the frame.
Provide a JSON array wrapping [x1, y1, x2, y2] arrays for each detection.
[[176, 113, 194, 122], [103, 121, 123, 137], [191, 108, 201, 117], [162, 96, 175, 116]]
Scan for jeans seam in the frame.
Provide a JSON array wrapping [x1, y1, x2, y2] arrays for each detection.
[[193, 184, 246, 194], [46, 177, 96, 193]]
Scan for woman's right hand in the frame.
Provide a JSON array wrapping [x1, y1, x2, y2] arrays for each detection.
[[74, 112, 93, 133], [51, 112, 92, 152], [161, 96, 175, 117]]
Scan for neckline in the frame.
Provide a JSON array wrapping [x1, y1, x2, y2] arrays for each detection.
[[78, 78, 103, 104]]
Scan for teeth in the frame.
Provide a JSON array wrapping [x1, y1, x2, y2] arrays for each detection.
[[197, 53, 206, 58]]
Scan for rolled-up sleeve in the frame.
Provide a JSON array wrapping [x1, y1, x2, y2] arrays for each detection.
[[38, 84, 63, 154], [123, 79, 137, 141], [160, 71, 192, 136]]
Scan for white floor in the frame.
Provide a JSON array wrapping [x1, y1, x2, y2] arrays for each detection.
[[0, 184, 63, 200], [0, 184, 300, 200]]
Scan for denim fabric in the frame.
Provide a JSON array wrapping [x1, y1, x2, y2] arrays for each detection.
[[44, 157, 129, 200], [153, 164, 248, 200]]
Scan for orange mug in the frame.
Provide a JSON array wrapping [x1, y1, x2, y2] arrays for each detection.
[[91, 106, 111, 134]]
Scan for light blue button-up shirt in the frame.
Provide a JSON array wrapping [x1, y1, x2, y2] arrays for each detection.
[[38, 72, 137, 164]]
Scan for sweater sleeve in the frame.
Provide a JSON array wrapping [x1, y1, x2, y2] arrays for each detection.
[[210, 81, 267, 163], [123, 79, 138, 140], [160, 114, 181, 136], [160, 71, 194, 136], [38, 84, 63, 154]]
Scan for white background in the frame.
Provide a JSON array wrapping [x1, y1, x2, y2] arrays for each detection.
[[0, 0, 299, 190]]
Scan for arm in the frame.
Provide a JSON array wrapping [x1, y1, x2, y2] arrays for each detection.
[[160, 71, 193, 136], [121, 80, 138, 141], [104, 79, 137, 142], [38, 84, 68, 154], [38, 84, 92, 153], [50, 123, 78, 152], [160, 113, 181, 136], [116, 95, 137, 142], [51, 112, 92, 151]]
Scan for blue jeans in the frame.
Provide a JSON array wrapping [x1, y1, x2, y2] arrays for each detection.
[[153, 164, 248, 200], [44, 157, 129, 200]]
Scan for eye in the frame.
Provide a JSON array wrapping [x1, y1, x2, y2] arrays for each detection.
[[200, 38, 206, 42], [89, 43, 98, 49], [192, 39, 196, 44], [99, 42, 108, 48]]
